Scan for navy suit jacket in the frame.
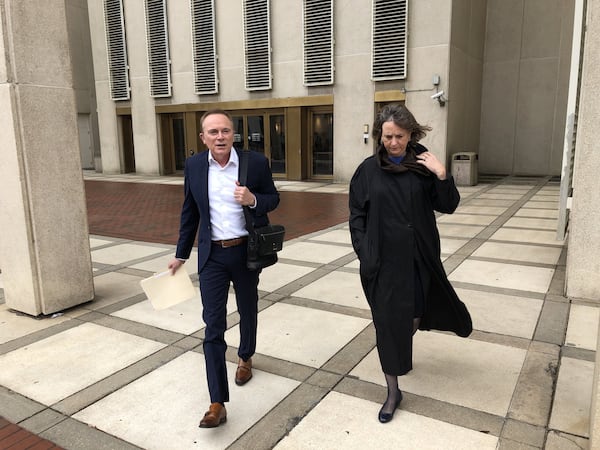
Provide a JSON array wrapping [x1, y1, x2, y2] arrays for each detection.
[[175, 149, 280, 272]]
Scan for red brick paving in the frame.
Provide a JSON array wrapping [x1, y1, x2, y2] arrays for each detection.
[[0, 417, 63, 450], [84, 180, 350, 244]]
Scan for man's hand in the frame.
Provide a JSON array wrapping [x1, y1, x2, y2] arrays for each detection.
[[234, 181, 257, 206], [168, 258, 184, 275]]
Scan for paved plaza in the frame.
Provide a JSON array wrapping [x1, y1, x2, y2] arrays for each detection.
[[0, 173, 595, 449]]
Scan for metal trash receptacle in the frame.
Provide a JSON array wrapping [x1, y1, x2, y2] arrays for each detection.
[[451, 152, 478, 186]]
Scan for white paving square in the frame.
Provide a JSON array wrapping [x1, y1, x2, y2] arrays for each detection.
[[130, 252, 199, 275], [91, 271, 145, 309], [277, 241, 354, 264], [456, 288, 542, 339], [488, 187, 531, 194], [437, 214, 497, 226], [0, 323, 165, 405], [503, 217, 558, 230], [112, 292, 237, 335], [457, 186, 486, 196], [258, 263, 315, 292], [308, 229, 352, 245], [437, 224, 485, 238], [351, 332, 526, 416], [522, 201, 557, 210], [89, 237, 115, 249], [74, 352, 300, 450], [565, 304, 600, 350], [476, 193, 523, 200], [275, 391, 498, 450], [226, 303, 371, 367], [468, 199, 516, 207], [0, 304, 72, 344], [530, 194, 559, 202], [549, 357, 593, 438], [344, 259, 360, 269], [440, 238, 469, 254], [111, 295, 205, 335], [514, 208, 558, 219], [491, 228, 564, 246], [472, 242, 562, 265], [91, 243, 167, 265], [455, 205, 508, 215], [449, 259, 554, 293], [291, 271, 369, 310]]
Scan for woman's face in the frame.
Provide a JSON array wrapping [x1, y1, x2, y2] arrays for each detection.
[[381, 121, 410, 157]]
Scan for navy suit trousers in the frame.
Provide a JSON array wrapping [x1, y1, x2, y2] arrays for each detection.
[[199, 243, 260, 403]]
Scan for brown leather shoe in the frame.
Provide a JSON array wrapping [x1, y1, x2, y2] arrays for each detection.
[[199, 402, 227, 428], [235, 357, 253, 386]]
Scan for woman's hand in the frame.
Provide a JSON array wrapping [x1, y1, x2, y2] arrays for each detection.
[[417, 152, 447, 180]]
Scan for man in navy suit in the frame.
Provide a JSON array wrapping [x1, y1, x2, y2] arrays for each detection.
[[168, 109, 280, 428]]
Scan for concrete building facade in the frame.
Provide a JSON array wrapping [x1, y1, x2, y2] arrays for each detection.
[[85, 0, 574, 183]]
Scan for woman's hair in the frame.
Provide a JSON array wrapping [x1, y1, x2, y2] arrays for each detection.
[[372, 104, 432, 143]]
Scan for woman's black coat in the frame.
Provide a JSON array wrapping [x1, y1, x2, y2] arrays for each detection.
[[349, 150, 472, 375]]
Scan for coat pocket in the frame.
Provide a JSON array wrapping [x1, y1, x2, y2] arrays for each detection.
[[358, 238, 379, 279]]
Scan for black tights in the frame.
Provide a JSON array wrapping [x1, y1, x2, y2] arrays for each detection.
[[381, 318, 421, 414]]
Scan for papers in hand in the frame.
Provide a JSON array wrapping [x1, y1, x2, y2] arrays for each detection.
[[140, 268, 197, 310]]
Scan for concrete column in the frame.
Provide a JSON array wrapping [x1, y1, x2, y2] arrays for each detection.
[[0, 0, 93, 316], [566, 0, 600, 300], [571, 0, 600, 446]]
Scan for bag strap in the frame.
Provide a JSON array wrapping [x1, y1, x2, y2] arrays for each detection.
[[239, 148, 249, 186], [239, 150, 255, 233]]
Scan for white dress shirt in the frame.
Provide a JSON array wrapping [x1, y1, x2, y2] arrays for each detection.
[[207, 149, 248, 240]]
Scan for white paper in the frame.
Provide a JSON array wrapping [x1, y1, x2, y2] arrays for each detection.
[[140, 268, 197, 310]]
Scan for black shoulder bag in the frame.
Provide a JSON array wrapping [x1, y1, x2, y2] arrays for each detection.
[[239, 150, 286, 270]]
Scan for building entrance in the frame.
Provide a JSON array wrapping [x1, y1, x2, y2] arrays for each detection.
[[231, 111, 286, 175]]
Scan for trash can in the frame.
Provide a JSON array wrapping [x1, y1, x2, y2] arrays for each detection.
[[451, 152, 478, 186]]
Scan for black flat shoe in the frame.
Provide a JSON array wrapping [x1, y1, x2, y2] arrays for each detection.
[[378, 390, 403, 423]]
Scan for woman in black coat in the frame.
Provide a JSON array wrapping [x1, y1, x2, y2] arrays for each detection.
[[349, 104, 472, 423]]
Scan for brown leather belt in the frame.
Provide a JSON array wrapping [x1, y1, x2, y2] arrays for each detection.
[[211, 237, 247, 248]]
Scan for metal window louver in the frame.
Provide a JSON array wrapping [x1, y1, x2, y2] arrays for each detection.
[[372, 0, 408, 80], [191, 0, 218, 94], [303, 0, 334, 86], [103, 0, 130, 101], [144, 0, 172, 97], [243, 0, 272, 91]]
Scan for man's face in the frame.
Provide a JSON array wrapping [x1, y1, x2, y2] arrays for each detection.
[[200, 113, 235, 162]]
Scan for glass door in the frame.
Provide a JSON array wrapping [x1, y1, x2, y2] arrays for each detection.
[[269, 114, 285, 174], [231, 116, 244, 151], [247, 115, 265, 153], [229, 111, 286, 175], [172, 116, 186, 170], [310, 109, 333, 178]]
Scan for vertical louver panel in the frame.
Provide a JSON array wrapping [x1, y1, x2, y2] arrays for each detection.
[[243, 0, 272, 90], [191, 0, 218, 94], [144, 0, 171, 97], [103, 0, 130, 100], [303, 0, 334, 86], [372, 0, 407, 80]]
